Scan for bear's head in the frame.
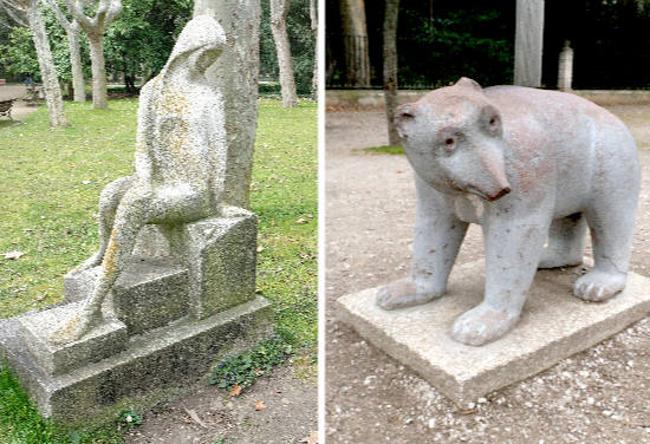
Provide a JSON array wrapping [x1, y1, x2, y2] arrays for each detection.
[[396, 77, 511, 202]]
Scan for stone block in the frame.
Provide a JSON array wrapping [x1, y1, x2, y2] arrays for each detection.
[[19, 302, 127, 376], [337, 260, 650, 406], [64, 267, 100, 303], [0, 296, 272, 422], [182, 214, 257, 318], [64, 258, 190, 335], [111, 257, 189, 335]]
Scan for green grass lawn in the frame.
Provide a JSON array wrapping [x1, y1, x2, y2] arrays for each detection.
[[360, 145, 404, 155], [0, 98, 316, 443]]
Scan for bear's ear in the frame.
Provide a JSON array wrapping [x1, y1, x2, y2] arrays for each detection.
[[395, 103, 416, 139], [455, 77, 482, 91]]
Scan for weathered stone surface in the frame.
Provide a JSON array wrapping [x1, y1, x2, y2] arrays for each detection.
[[111, 258, 189, 335], [182, 214, 257, 318], [194, 0, 261, 209], [63, 266, 100, 303], [0, 296, 272, 422], [337, 260, 650, 406], [386, 78, 640, 346], [19, 302, 127, 376], [49, 15, 234, 344]]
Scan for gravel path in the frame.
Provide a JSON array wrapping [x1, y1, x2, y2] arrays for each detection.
[[325, 107, 650, 443], [0, 84, 39, 124]]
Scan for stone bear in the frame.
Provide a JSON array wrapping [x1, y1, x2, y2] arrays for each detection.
[[377, 77, 640, 346]]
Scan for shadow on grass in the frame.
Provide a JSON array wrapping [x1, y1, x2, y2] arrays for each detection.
[[0, 119, 23, 130]]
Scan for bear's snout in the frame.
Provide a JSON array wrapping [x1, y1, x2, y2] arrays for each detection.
[[487, 186, 511, 201]]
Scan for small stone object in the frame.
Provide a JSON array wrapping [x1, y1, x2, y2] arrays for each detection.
[[377, 77, 640, 346]]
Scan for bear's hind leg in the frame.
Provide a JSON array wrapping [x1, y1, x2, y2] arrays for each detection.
[[574, 198, 637, 302], [538, 213, 586, 269]]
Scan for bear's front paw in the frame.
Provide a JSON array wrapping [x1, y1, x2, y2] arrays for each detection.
[[376, 278, 442, 310], [451, 303, 520, 346], [573, 270, 626, 302]]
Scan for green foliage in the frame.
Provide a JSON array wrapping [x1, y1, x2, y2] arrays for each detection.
[[0, 27, 41, 81], [397, 6, 513, 88], [104, 0, 193, 91], [261, 0, 316, 95], [116, 410, 143, 430], [0, 4, 91, 85], [361, 145, 404, 155], [209, 336, 293, 390], [0, 0, 314, 94]]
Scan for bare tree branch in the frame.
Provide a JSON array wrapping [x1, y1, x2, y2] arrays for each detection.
[[0, 0, 29, 26], [43, 0, 72, 31]]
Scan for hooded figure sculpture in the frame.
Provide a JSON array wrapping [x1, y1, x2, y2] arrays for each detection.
[[50, 15, 228, 344]]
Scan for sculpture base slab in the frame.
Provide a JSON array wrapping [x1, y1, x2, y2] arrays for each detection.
[[336, 260, 650, 407], [0, 296, 272, 424]]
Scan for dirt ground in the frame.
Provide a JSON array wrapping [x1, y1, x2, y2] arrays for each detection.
[[325, 106, 650, 443], [124, 365, 317, 444]]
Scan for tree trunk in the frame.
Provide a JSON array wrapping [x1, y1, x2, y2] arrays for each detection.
[[193, 0, 261, 209], [310, 0, 317, 98], [340, 0, 370, 87], [514, 0, 545, 87], [383, 0, 400, 146], [27, 1, 67, 127], [88, 33, 108, 109], [67, 22, 85, 102], [270, 0, 298, 108]]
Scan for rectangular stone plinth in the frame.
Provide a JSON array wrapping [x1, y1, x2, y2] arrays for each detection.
[[0, 296, 272, 423], [336, 260, 650, 406], [111, 258, 189, 335], [19, 302, 127, 376], [64, 258, 189, 335]]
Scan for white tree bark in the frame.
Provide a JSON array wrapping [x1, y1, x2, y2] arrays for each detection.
[[383, 0, 399, 146], [270, 0, 297, 107], [194, 0, 261, 209], [310, 0, 317, 97], [65, 0, 121, 109], [44, 0, 85, 102], [1, 0, 67, 126], [87, 33, 107, 108], [28, 0, 67, 126], [514, 0, 544, 87], [340, 0, 370, 87]]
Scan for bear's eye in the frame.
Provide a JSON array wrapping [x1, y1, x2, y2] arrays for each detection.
[[489, 117, 497, 126], [445, 137, 454, 146], [443, 137, 456, 152]]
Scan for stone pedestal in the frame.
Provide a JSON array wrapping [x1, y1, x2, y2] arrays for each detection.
[[0, 214, 272, 423], [337, 260, 650, 406]]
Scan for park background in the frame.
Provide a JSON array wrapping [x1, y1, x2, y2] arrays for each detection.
[[0, 0, 317, 443], [325, 0, 650, 442]]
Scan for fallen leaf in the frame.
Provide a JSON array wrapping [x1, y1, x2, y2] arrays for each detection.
[[183, 407, 208, 429], [81, 180, 92, 185], [254, 400, 266, 411], [229, 384, 242, 397], [301, 431, 318, 444], [295, 217, 308, 224], [4, 250, 24, 260], [256, 246, 265, 253]]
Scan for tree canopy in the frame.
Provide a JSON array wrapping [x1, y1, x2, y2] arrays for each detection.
[[0, 0, 315, 96]]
